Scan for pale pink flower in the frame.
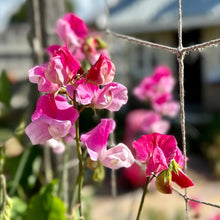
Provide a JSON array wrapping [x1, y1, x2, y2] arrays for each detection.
[[81, 119, 134, 169], [25, 94, 79, 145], [153, 100, 180, 117], [133, 133, 177, 176], [141, 111, 170, 134], [133, 76, 154, 101], [28, 65, 60, 93], [92, 82, 128, 111], [45, 46, 81, 85], [87, 54, 115, 85], [55, 13, 88, 47]]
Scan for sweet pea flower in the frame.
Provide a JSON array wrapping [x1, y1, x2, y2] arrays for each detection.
[[55, 13, 88, 47], [45, 46, 81, 85], [67, 80, 128, 111], [66, 78, 99, 105], [28, 64, 60, 93], [133, 133, 177, 176], [25, 94, 79, 145], [92, 82, 128, 111], [153, 100, 180, 117], [87, 54, 115, 85], [133, 133, 194, 193], [141, 111, 170, 134], [81, 119, 134, 169]]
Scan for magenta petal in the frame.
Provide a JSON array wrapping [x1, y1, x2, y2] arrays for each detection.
[[100, 143, 134, 169], [87, 54, 115, 85], [154, 133, 177, 164], [146, 146, 168, 176], [67, 78, 98, 105], [171, 169, 194, 188], [31, 94, 79, 125], [80, 119, 115, 160], [132, 134, 155, 162]]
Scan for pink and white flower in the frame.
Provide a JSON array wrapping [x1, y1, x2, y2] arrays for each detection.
[[81, 119, 134, 169], [25, 94, 79, 145]]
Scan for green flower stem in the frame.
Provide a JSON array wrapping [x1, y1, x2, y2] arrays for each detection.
[[75, 117, 84, 217], [71, 91, 84, 217], [136, 176, 151, 220]]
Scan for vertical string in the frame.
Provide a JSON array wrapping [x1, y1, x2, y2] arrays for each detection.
[[178, 0, 189, 219]]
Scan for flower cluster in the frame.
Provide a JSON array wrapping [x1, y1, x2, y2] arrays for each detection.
[[133, 133, 194, 193], [25, 12, 193, 196], [50, 13, 109, 65], [133, 65, 180, 118], [25, 13, 134, 170], [123, 66, 180, 187], [129, 66, 180, 136]]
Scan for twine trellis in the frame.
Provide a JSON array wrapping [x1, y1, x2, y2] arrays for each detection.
[[104, 0, 220, 219]]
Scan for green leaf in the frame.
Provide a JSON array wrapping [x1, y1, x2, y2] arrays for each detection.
[[0, 70, 11, 107], [25, 181, 66, 220], [10, 197, 27, 219]]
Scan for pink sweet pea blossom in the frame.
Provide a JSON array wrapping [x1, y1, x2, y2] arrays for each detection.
[[81, 119, 134, 169], [141, 111, 170, 134], [92, 82, 128, 111], [152, 99, 180, 118], [133, 133, 177, 176], [45, 46, 81, 85], [28, 65, 60, 93], [55, 13, 88, 47], [67, 81, 128, 111], [25, 94, 79, 145], [87, 54, 115, 85], [66, 78, 99, 105]]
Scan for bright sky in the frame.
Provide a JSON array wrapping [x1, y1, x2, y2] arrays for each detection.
[[0, 0, 24, 32], [0, 0, 105, 32]]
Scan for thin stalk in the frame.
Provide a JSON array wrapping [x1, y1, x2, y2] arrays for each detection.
[[75, 117, 83, 217], [71, 91, 84, 217], [136, 177, 151, 220]]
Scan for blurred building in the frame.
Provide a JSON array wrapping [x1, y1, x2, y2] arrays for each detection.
[[0, 23, 32, 81], [106, 0, 220, 112]]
